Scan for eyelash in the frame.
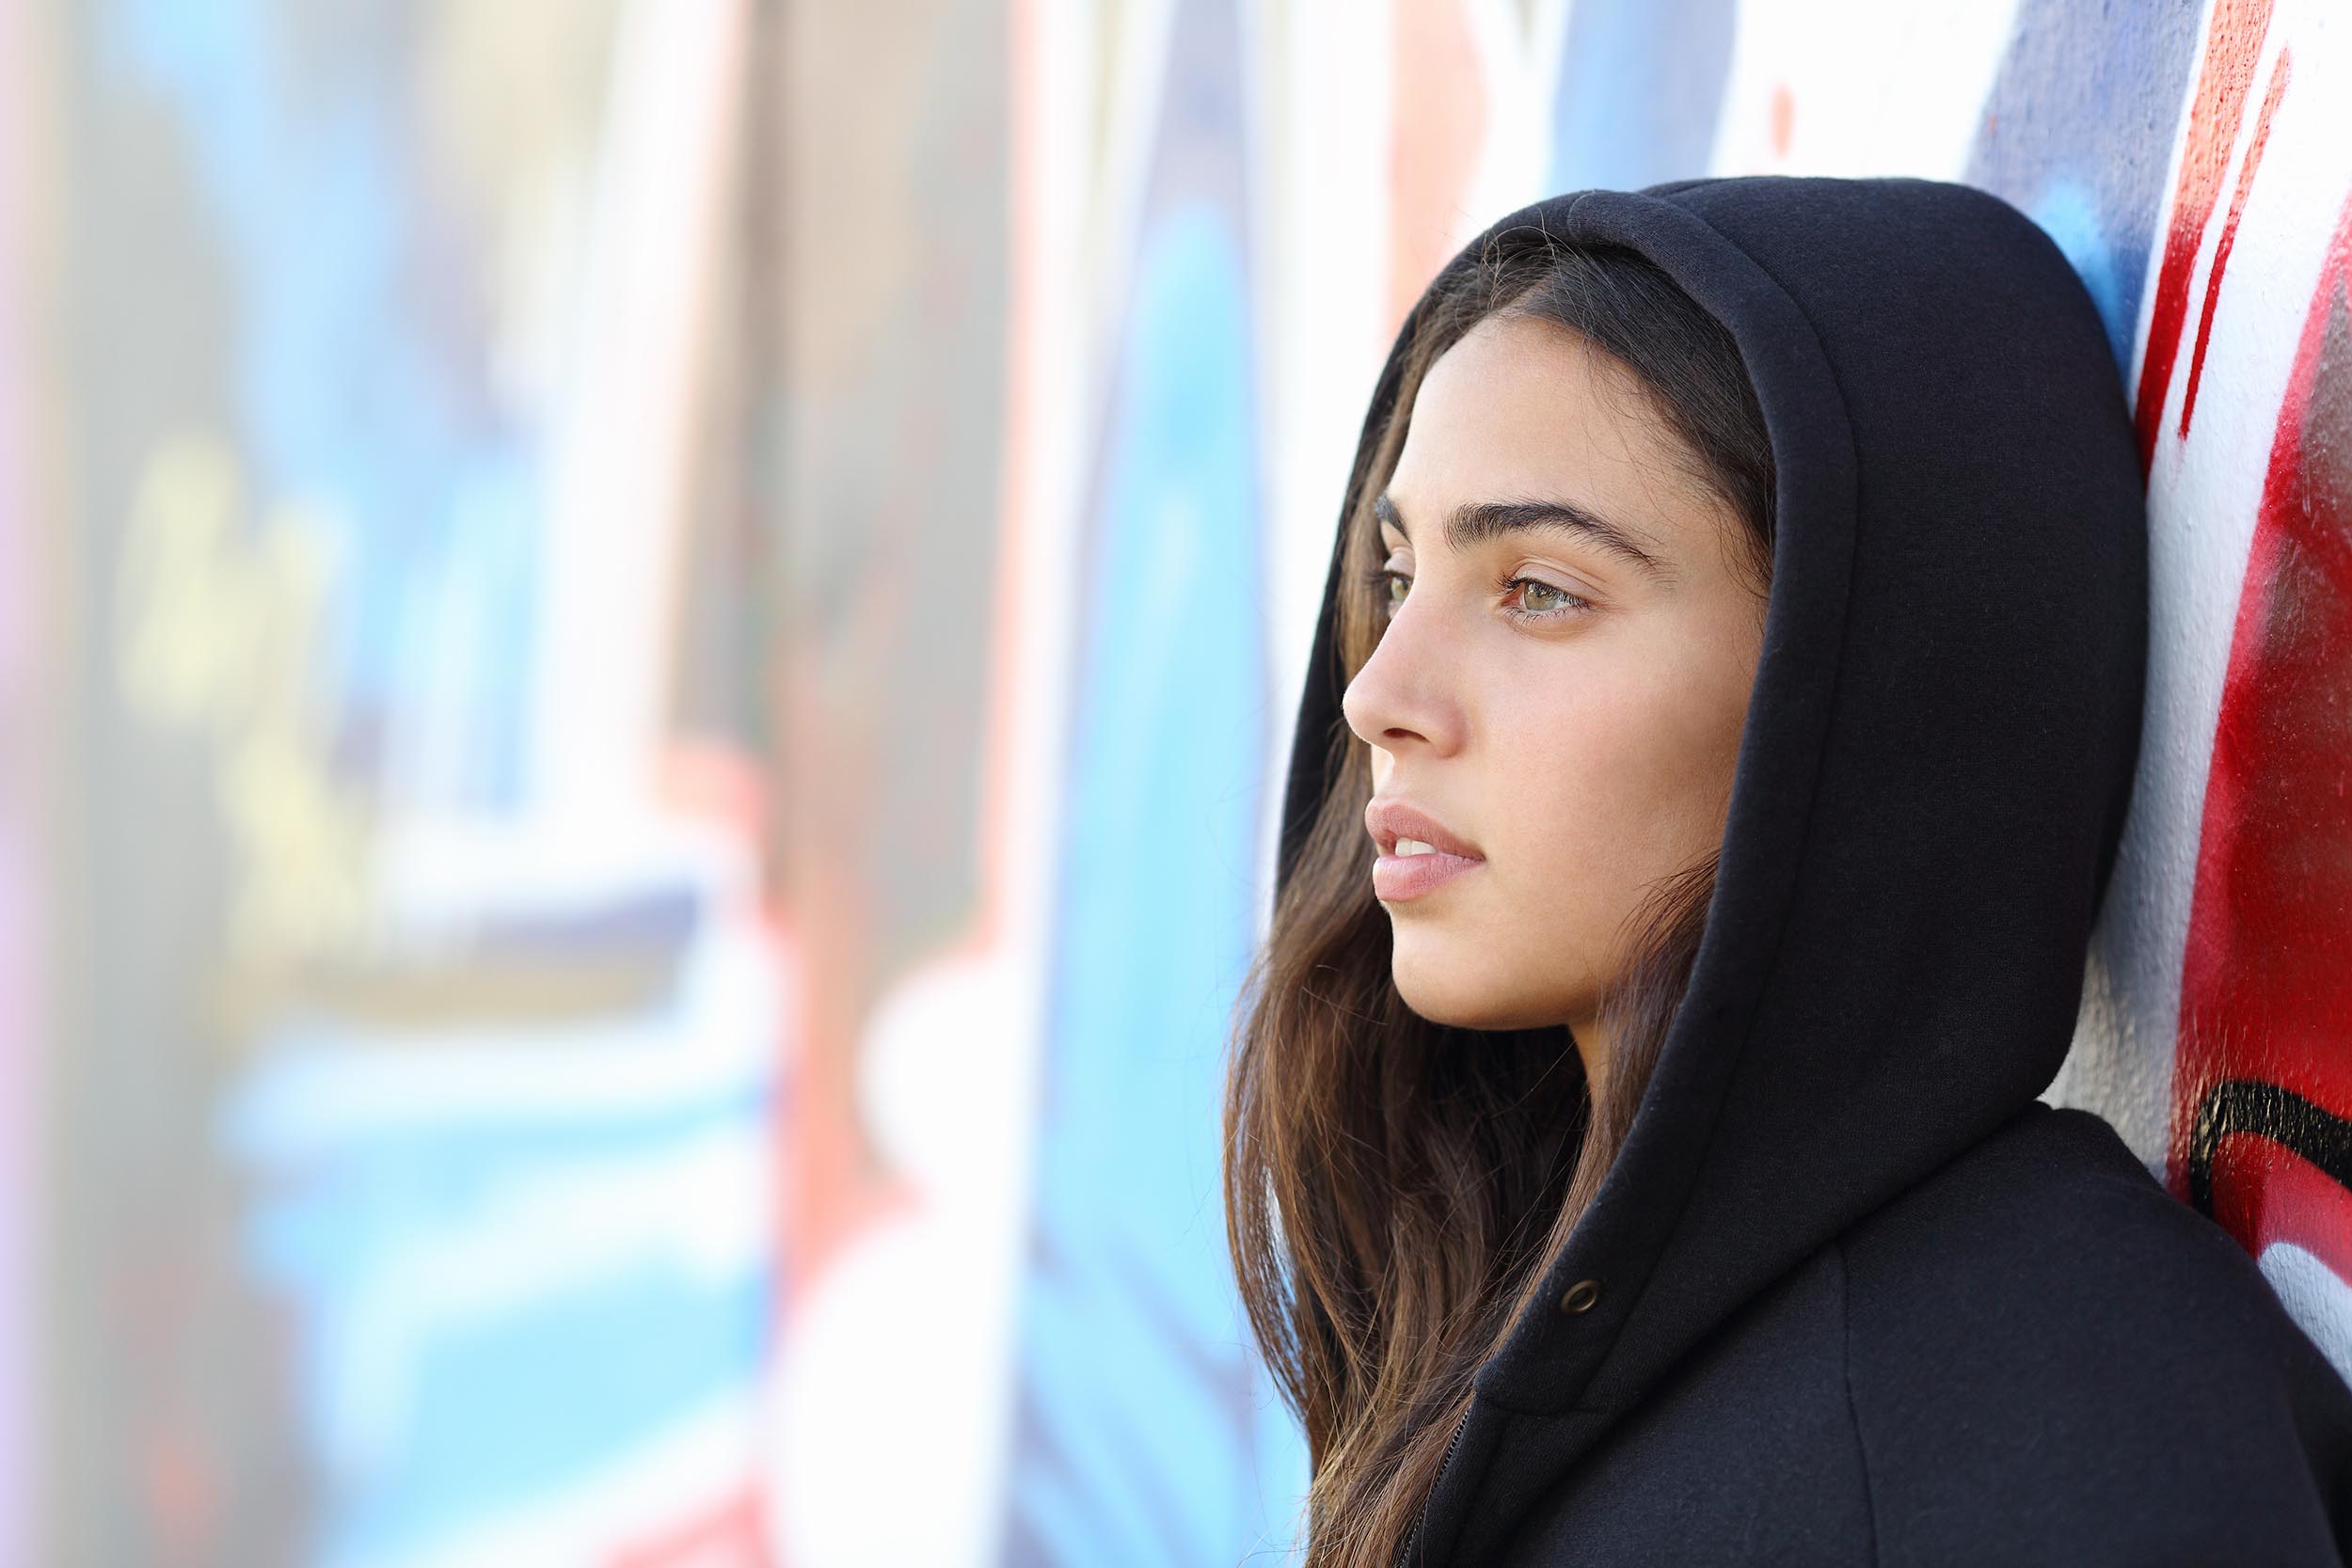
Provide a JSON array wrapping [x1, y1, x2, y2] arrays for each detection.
[[1360, 566, 1596, 625]]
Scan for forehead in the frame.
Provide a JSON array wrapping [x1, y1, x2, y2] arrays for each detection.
[[1385, 311, 1721, 551]]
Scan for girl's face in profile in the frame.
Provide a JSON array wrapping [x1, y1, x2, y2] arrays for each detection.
[[1342, 310, 1768, 1075]]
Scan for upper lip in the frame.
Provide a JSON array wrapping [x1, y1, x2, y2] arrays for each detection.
[[1364, 798, 1486, 859]]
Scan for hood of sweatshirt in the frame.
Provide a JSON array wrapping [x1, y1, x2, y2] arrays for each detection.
[[1275, 176, 2148, 1432]]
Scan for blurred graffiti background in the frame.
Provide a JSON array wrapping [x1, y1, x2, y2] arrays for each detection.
[[5, 0, 2350, 1564]]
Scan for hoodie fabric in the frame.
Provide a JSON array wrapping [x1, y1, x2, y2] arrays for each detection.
[[1275, 176, 2352, 1565]]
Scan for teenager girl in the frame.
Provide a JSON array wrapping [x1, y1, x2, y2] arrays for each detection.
[[1223, 176, 2352, 1565]]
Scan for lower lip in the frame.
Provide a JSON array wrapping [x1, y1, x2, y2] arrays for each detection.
[[1373, 850, 1486, 901]]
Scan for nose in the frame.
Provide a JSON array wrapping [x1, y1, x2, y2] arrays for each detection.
[[1342, 593, 1464, 756]]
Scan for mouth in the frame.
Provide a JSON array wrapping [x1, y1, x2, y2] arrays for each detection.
[[1364, 798, 1486, 903]]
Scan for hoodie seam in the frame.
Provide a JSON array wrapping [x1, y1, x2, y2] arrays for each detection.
[[1836, 1238, 1883, 1567]]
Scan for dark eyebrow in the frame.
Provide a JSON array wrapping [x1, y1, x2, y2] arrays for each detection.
[[1374, 491, 1677, 585]]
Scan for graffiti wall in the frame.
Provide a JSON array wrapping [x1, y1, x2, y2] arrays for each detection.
[[49, 0, 780, 1562], [16, 0, 2352, 1563], [0, 2, 45, 1565]]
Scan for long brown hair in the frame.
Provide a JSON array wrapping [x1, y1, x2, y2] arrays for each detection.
[[1222, 227, 1775, 1567]]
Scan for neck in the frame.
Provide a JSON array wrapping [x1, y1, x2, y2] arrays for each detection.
[[1568, 1015, 1610, 1104]]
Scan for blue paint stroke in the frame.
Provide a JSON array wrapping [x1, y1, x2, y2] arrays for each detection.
[[103, 0, 541, 808], [1964, 0, 2204, 377], [1005, 186, 1299, 1565], [1549, 0, 1738, 193], [230, 1076, 774, 1565]]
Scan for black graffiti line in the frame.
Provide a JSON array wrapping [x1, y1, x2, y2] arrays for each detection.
[[2185, 1078, 2352, 1218]]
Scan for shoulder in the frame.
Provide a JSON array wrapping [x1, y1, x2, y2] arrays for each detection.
[[1845, 1101, 2329, 1363], [1833, 1102, 2352, 1564]]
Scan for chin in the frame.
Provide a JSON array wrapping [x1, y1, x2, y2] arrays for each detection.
[[1389, 930, 1565, 1032]]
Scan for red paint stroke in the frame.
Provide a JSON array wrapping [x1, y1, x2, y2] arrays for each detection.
[[2135, 0, 2280, 473], [1388, 0, 1488, 341], [2169, 186, 2352, 1285], [609, 1487, 774, 1568], [2180, 48, 2292, 440], [2213, 1145, 2352, 1287]]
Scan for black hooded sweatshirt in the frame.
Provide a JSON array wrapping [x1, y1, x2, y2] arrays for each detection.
[[1275, 176, 2352, 1565]]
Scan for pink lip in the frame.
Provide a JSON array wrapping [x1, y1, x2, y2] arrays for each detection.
[[1372, 848, 1485, 901], [1364, 798, 1486, 903]]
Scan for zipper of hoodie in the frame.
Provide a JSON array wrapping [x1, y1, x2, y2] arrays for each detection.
[[1398, 1401, 1472, 1568]]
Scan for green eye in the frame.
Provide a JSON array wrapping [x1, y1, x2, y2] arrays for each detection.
[[1501, 575, 1596, 622], [1360, 566, 1410, 612]]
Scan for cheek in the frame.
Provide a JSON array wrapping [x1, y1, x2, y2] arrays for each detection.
[[1489, 655, 1747, 922]]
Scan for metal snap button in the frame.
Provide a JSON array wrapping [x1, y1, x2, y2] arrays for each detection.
[[1558, 1278, 1601, 1314]]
